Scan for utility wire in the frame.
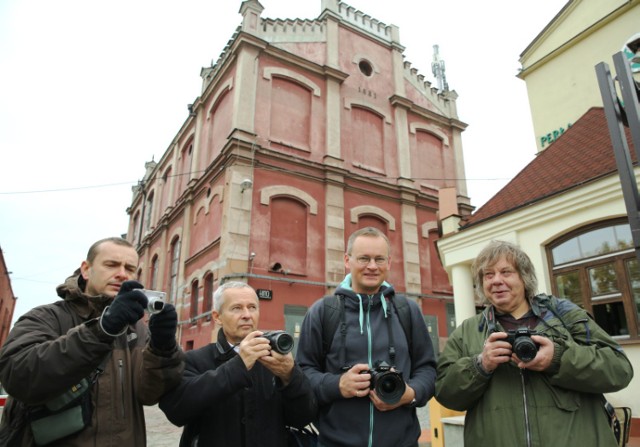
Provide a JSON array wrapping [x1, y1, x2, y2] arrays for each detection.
[[0, 166, 509, 196]]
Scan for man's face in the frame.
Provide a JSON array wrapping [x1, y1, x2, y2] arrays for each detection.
[[345, 235, 391, 294], [80, 242, 139, 297], [213, 287, 259, 345], [482, 256, 529, 316]]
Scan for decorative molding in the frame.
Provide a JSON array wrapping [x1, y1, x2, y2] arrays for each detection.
[[260, 185, 318, 215], [350, 205, 396, 231]]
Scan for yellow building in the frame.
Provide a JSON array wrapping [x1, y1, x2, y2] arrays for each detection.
[[518, 0, 640, 151]]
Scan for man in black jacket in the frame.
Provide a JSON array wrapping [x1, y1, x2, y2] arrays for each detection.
[[296, 227, 436, 447], [159, 281, 317, 447]]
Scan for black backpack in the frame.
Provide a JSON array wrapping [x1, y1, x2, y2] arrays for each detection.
[[319, 293, 413, 366]]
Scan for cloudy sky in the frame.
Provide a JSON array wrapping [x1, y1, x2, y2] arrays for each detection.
[[0, 0, 567, 326]]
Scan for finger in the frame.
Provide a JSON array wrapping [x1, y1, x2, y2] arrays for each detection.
[[120, 280, 144, 294]]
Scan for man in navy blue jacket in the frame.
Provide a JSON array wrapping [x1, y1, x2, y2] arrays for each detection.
[[296, 227, 437, 447], [159, 282, 317, 447]]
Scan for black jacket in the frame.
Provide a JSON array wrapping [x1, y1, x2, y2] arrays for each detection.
[[159, 329, 317, 447], [296, 277, 437, 447]]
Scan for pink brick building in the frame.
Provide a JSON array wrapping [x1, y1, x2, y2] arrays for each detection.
[[126, 0, 472, 352]]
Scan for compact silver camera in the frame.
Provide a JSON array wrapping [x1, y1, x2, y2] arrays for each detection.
[[141, 289, 166, 314]]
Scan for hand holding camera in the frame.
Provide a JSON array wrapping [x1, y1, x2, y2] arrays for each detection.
[[100, 280, 148, 336], [360, 361, 406, 405], [149, 303, 178, 351]]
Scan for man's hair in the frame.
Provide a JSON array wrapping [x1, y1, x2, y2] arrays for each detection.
[[86, 237, 134, 263], [471, 240, 538, 302], [213, 281, 256, 312], [346, 227, 390, 255]]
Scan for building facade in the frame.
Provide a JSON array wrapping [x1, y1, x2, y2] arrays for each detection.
[[126, 0, 472, 352], [519, 0, 640, 151]]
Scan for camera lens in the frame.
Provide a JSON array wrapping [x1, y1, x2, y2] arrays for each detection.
[[262, 331, 294, 354], [371, 370, 406, 405], [513, 337, 538, 362], [273, 333, 294, 354]]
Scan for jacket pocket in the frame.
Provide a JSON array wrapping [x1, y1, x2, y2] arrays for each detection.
[[542, 375, 580, 412]]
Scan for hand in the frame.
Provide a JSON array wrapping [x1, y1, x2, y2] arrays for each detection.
[[100, 280, 148, 336], [479, 331, 513, 372], [149, 303, 178, 350], [238, 331, 272, 370], [371, 382, 415, 412], [339, 364, 371, 399], [512, 335, 554, 371], [258, 349, 295, 385]]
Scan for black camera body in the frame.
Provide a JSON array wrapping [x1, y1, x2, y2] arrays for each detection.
[[361, 361, 406, 405], [505, 327, 539, 362], [262, 330, 294, 355]]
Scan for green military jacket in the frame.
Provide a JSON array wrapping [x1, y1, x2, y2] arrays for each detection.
[[435, 295, 633, 447]]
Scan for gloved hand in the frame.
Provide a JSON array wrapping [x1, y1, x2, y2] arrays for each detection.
[[100, 280, 148, 336], [149, 304, 178, 351]]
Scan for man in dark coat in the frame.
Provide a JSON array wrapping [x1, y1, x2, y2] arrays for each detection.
[[0, 237, 184, 446], [159, 281, 317, 447]]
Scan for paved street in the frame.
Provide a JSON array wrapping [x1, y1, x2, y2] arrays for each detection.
[[145, 404, 182, 446]]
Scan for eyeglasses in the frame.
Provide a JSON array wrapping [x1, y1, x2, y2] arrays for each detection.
[[352, 256, 388, 266]]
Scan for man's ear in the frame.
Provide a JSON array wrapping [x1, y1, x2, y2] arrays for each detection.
[[212, 310, 221, 326], [80, 261, 90, 280]]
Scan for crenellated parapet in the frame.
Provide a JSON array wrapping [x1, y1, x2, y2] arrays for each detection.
[[260, 18, 325, 43], [402, 59, 456, 113], [200, 27, 241, 92]]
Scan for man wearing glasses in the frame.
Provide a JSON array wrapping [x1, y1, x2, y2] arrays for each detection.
[[296, 227, 436, 447]]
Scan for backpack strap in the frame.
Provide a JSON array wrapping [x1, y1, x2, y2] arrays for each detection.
[[388, 295, 413, 358], [320, 293, 414, 367], [320, 295, 347, 367]]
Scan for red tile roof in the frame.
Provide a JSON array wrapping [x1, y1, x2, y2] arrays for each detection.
[[462, 107, 636, 227]]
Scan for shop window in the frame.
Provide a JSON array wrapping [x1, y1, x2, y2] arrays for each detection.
[[548, 220, 639, 339]]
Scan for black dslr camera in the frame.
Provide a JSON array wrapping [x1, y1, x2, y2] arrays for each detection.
[[505, 327, 539, 362], [262, 330, 294, 355], [361, 361, 406, 405], [485, 307, 539, 362]]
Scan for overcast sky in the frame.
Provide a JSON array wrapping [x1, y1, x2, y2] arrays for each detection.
[[0, 0, 567, 326]]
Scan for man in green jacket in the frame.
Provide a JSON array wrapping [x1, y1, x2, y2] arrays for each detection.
[[436, 240, 633, 447], [0, 237, 184, 446]]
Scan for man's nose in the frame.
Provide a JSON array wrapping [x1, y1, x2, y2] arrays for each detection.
[[364, 258, 378, 268], [491, 273, 504, 283], [115, 266, 130, 279]]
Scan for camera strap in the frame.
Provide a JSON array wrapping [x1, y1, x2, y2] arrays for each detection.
[[385, 306, 396, 364]]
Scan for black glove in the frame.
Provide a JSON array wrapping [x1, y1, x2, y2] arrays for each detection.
[[100, 280, 148, 336], [149, 304, 178, 351]]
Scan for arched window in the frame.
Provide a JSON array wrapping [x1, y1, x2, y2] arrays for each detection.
[[270, 77, 312, 149], [203, 272, 214, 318], [548, 219, 639, 339], [190, 279, 199, 320], [351, 106, 384, 171], [144, 191, 154, 231], [168, 237, 181, 303], [150, 255, 159, 290], [269, 197, 308, 274]]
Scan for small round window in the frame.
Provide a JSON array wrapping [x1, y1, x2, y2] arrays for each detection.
[[359, 60, 373, 77]]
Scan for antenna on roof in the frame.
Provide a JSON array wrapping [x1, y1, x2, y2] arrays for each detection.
[[431, 44, 449, 93]]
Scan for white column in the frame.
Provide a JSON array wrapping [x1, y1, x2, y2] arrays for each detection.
[[450, 264, 476, 326]]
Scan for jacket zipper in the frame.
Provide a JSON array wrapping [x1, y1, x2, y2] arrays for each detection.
[[118, 358, 125, 418], [520, 370, 532, 447], [366, 295, 374, 447]]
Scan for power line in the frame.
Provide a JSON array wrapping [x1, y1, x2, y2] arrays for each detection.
[[0, 166, 510, 196]]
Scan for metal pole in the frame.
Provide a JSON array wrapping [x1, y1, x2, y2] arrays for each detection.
[[595, 56, 640, 260]]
